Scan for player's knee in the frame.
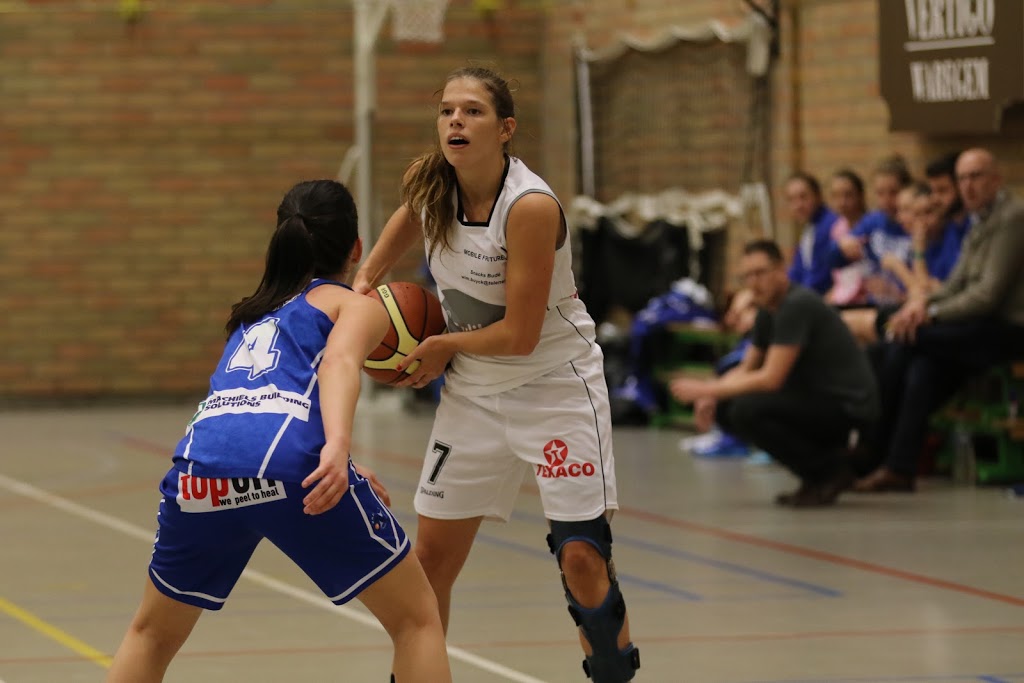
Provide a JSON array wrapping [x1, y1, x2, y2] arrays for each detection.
[[127, 614, 189, 656], [558, 541, 608, 586], [547, 517, 639, 681]]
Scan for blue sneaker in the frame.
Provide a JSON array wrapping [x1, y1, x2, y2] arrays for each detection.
[[691, 432, 750, 458]]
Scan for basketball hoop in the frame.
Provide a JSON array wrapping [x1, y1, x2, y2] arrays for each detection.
[[391, 0, 449, 43]]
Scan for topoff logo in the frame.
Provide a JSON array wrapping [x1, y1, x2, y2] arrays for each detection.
[[537, 439, 596, 479]]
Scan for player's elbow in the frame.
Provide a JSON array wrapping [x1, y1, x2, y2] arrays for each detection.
[[758, 371, 786, 393], [507, 329, 541, 356]]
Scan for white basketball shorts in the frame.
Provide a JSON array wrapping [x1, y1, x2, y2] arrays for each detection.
[[414, 344, 618, 523]]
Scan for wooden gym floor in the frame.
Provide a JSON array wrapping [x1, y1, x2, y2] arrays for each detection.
[[1, 398, 1022, 682]]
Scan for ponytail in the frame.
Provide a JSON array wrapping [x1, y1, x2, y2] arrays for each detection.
[[225, 215, 315, 335]]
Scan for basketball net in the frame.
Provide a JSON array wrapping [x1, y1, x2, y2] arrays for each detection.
[[391, 0, 450, 43]]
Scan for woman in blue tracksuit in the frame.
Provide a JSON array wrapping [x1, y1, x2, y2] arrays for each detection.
[[785, 171, 840, 295]]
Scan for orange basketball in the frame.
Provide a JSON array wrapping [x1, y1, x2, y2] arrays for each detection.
[[363, 282, 447, 385]]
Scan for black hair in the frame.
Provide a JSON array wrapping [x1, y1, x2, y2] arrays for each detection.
[[225, 179, 359, 336], [925, 150, 961, 180], [743, 239, 785, 264]]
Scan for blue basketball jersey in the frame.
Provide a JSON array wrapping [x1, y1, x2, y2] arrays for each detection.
[[173, 279, 348, 482]]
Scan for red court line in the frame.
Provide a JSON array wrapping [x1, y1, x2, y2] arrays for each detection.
[[618, 505, 1024, 608], [114, 434, 1024, 609]]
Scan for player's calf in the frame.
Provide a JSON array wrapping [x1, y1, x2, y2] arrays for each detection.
[[547, 516, 640, 682]]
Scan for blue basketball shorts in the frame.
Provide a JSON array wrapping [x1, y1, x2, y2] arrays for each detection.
[[148, 463, 409, 610]]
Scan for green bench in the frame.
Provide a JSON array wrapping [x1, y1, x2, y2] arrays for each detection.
[[931, 362, 1024, 484]]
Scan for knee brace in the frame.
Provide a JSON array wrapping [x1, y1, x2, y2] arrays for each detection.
[[547, 517, 641, 682]]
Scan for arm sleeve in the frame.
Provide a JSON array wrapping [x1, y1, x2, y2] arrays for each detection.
[[770, 294, 811, 347], [807, 235, 835, 295], [751, 310, 771, 349], [931, 206, 1024, 321]]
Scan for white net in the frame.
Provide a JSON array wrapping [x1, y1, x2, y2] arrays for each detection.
[[391, 0, 450, 43]]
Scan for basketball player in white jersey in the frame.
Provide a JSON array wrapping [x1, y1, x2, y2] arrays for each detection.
[[106, 180, 450, 683], [354, 67, 639, 682]]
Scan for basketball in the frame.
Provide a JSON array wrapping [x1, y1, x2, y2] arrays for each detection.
[[363, 282, 447, 385]]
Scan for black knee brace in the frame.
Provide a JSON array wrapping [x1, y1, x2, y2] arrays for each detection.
[[547, 517, 640, 682]]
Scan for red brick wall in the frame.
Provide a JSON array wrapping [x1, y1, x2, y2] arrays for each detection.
[[6, 0, 1023, 400], [0, 0, 541, 400]]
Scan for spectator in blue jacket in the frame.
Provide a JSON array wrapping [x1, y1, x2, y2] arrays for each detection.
[[925, 151, 972, 247], [830, 156, 913, 306], [785, 172, 839, 295]]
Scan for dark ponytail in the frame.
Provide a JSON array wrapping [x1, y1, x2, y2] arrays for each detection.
[[226, 180, 359, 336]]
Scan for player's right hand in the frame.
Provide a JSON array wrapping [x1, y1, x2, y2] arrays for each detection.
[[302, 442, 351, 515]]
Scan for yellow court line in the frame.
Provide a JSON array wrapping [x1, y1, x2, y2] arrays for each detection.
[[0, 595, 112, 669]]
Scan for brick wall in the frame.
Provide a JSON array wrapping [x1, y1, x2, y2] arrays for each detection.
[[0, 0, 541, 401], [543, 0, 1024, 249], [5, 0, 1023, 401]]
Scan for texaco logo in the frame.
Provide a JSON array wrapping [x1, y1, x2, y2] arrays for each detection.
[[537, 439, 595, 479]]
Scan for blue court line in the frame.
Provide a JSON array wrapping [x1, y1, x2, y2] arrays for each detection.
[[978, 677, 1015, 683], [469, 531, 704, 601], [614, 535, 841, 598], [377, 469, 840, 600], [508, 508, 841, 598]]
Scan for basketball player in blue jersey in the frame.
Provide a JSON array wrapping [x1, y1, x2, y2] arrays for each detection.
[[354, 67, 639, 682], [106, 180, 451, 683]]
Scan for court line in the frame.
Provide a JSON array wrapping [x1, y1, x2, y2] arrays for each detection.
[[110, 435, 823, 602], [507, 508, 841, 598], [0, 595, 113, 668], [115, 433, 1024, 608], [617, 505, 1024, 608], [470, 533, 704, 601], [0, 472, 550, 683]]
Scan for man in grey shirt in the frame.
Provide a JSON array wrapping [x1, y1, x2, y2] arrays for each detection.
[[672, 240, 879, 507]]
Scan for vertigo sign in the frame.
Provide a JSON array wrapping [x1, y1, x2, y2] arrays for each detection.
[[879, 0, 1024, 133]]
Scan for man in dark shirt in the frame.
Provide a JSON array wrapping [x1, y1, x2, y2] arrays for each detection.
[[671, 240, 879, 507]]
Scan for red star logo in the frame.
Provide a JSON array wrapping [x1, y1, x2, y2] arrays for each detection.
[[543, 439, 569, 466]]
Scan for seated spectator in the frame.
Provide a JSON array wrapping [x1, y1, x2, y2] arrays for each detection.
[[855, 148, 1024, 492], [830, 155, 913, 306], [686, 288, 759, 457], [670, 240, 879, 507], [925, 150, 972, 246], [826, 169, 869, 306], [843, 183, 960, 344], [785, 172, 839, 295]]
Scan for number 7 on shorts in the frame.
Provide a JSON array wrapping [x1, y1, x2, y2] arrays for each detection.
[[428, 441, 452, 485]]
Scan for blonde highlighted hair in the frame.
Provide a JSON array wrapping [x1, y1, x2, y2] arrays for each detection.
[[402, 66, 516, 260]]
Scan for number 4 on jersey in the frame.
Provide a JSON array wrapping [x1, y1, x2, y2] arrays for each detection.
[[227, 318, 282, 380]]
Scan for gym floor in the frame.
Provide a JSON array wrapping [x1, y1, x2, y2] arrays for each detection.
[[1, 397, 1022, 683]]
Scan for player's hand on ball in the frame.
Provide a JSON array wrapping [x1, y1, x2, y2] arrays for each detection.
[[354, 463, 391, 507], [302, 441, 351, 515], [395, 335, 454, 389]]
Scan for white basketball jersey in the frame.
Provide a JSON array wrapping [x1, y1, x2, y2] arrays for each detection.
[[427, 157, 597, 396]]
